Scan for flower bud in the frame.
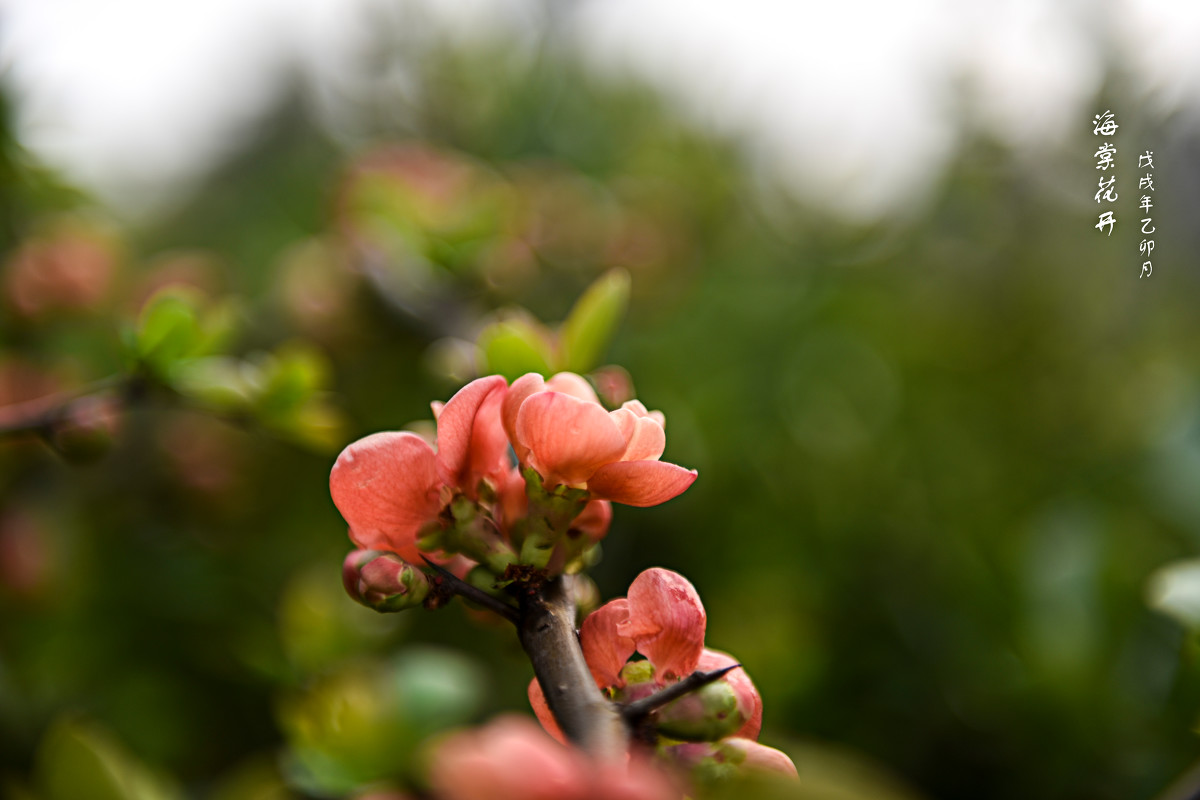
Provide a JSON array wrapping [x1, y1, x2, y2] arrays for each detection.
[[342, 550, 430, 612], [718, 738, 798, 777], [589, 365, 635, 408], [655, 680, 744, 742], [47, 395, 121, 463]]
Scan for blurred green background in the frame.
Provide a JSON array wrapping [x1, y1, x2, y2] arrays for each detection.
[[3, 9, 1200, 800]]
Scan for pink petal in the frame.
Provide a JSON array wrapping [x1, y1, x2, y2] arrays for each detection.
[[496, 466, 529, 534], [580, 599, 636, 688], [527, 677, 568, 745], [467, 381, 510, 484], [430, 715, 586, 800], [618, 568, 706, 680], [435, 375, 507, 489], [587, 461, 697, 507], [594, 757, 680, 800], [608, 408, 665, 462], [516, 391, 626, 486], [722, 738, 798, 778], [545, 372, 599, 404], [571, 499, 612, 543], [620, 400, 665, 430], [330, 431, 441, 562], [502, 373, 545, 463], [620, 400, 650, 416], [697, 648, 762, 740]]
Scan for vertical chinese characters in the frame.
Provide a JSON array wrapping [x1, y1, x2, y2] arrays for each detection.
[[1138, 150, 1155, 279], [1093, 110, 1118, 236]]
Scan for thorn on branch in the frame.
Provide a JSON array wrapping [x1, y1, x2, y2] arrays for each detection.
[[420, 556, 520, 624], [620, 664, 742, 724]]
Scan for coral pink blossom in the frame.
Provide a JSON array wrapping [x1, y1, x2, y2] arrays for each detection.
[[429, 715, 677, 800], [530, 568, 762, 743], [502, 373, 696, 507], [330, 376, 507, 561]]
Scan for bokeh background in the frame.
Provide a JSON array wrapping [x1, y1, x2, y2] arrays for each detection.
[[3, 2, 1200, 799]]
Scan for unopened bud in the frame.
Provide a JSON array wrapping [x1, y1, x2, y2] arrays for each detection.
[[342, 550, 430, 612], [660, 742, 736, 784], [717, 738, 798, 777], [655, 680, 743, 742], [47, 395, 121, 463], [589, 365, 635, 408]]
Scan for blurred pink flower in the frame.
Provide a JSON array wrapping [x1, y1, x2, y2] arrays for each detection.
[[502, 373, 696, 507], [530, 568, 761, 743], [428, 715, 678, 800], [330, 376, 507, 562], [3, 221, 118, 318]]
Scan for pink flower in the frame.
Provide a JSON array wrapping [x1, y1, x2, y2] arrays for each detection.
[[330, 376, 508, 562], [529, 568, 762, 743], [428, 715, 678, 800], [502, 373, 696, 507]]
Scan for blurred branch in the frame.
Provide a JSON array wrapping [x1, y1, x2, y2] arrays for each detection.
[[0, 374, 136, 440]]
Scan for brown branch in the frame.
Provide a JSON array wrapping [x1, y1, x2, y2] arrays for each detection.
[[517, 576, 627, 759], [0, 375, 134, 439], [620, 664, 742, 724]]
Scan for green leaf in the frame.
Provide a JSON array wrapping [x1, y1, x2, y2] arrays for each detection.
[[560, 268, 630, 373], [134, 290, 202, 375], [477, 317, 555, 380], [169, 357, 255, 413], [253, 346, 328, 422]]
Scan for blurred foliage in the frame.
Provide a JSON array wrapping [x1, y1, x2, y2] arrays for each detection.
[[3, 15, 1200, 800]]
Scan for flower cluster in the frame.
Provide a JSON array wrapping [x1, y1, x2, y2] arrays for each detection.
[[331, 373, 696, 608], [530, 569, 796, 780]]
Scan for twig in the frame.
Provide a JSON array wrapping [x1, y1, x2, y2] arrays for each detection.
[[0, 374, 135, 439], [420, 556, 520, 624], [620, 664, 742, 724]]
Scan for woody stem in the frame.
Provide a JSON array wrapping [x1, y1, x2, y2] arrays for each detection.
[[517, 575, 627, 759]]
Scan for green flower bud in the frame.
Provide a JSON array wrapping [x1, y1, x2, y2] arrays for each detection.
[[654, 679, 744, 742], [342, 550, 430, 612]]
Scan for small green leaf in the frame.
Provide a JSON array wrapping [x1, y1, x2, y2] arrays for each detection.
[[560, 268, 630, 373], [169, 357, 255, 413], [254, 346, 329, 421], [134, 290, 202, 374], [477, 317, 555, 380]]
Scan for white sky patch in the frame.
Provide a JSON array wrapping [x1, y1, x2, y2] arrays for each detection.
[[1, 0, 1198, 221]]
